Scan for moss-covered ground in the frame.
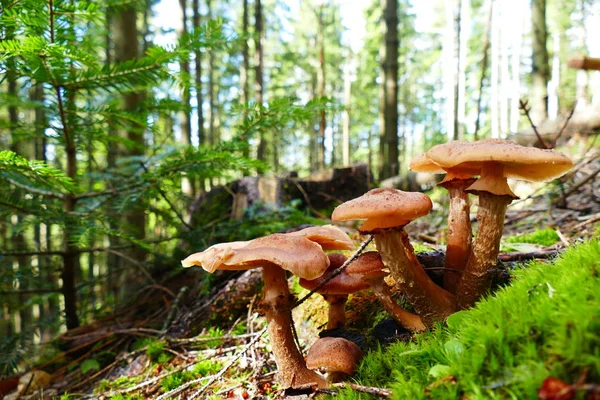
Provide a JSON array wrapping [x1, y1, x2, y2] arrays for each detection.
[[334, 240, 600, 399]]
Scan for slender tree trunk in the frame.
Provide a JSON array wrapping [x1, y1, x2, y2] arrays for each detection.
[[342, 61, 352, 166], [443, 0, 456, 141], [179, 0, 195, 197], [499, 0, 509, 137], [383, 0, 399, 177], [531, 0, 549, 124], [509, 0, 524, 133], [548, 34, 560, 119], [193, 0, 204, 145], [474, 0, 494, 139], [317, 3, 326, 170], [241, 0, 250, 163], [113, 5, 146, 275], [457, 0, 469, 140], [490, 0, 500, 138], [207, 0, 216, 148], [255, 0, 266, 166], [575, 0, 589, 110]]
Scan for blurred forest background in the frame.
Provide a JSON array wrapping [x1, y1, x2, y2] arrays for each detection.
[[1, 0, 599, 375]]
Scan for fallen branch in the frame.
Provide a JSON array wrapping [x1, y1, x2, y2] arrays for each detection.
[[331, 382, 392, 397], [187, 327, 268, 399]]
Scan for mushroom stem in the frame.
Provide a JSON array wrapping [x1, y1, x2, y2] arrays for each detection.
[[456, 192, 512, 309], [261, 264, 327, 388], [364, 276, 426, 332], [374, 230, 456, 326], [441, 178, 475, 294], [322, 295, 348, 330]]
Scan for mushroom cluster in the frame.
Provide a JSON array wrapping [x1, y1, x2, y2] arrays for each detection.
[[181, 138, 572, 389]]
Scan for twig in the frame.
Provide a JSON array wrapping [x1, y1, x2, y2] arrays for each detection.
[[167, 331, 260, 344], [139, 161, 194, 230], [187, 327, 268, 399], [331, 382, 392, 397], [289, 180, 330, 220], [292, 235, 374, 309], [554, 228, 570, 246], [519, 99, 550, 149], [571, 213, 600, 231], [104, 248, 158, 286], [107, 363, 192, 397], [161, 286, 189, 333], [555, 163, 600, 205], [550, 104, 576, 148]]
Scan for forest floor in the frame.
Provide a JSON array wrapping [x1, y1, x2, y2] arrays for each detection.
[[3, 152, 600, 400]]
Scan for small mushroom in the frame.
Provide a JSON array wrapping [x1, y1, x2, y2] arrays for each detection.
[[426, 139, 573, 308], [306, 337, 363, 383], [332, 188, 456, 326], [410, 154, 478, 294], [182, 234, 328, 388], [300, 252, 425, 332], [299, 253, 357, 330]]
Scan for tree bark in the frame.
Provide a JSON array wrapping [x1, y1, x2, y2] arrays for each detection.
[[474, 0, 494, 139], [179, 0, 195, 197], [193, 0, 204, 146], [240, 0, 250, 163], [317, 3, 326, 170], [255, 0, 266, 166], [113, 5, 147, 277], [380, 0, 399, 179], [531, 0, 549, 124], [342, 61, 352, 166]]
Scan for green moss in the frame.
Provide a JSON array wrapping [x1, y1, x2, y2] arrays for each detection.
[[161, 370, 194, 392], [192, 359, 222, 376], [134, 338, 171, 364], [333, 240, 600, 399], [505, 227, 560, 247]]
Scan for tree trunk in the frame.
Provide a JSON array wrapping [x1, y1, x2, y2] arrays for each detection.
[[531, 0, 549, 124], [241, 0, 250, 163], [490, 1, 500, 138], [342, 61, 352, 166], [548, 34, 560, 119], [474, 0, 494, 139], [384, 0, 399, 177], [207, 0, 216, 149], [499, 0, 509, 137], [113, 5, 147, 276], [179, 0, 195, 197], [317, 3, 326, 170], [443, 0, 456, 141], [193, 0, 204, 145], [509, 0, 524, 133], [255, 0, 266, 166], [457, 0, 469, 141]]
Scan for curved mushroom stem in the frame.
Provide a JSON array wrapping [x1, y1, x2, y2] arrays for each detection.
[[456, 191, 512, 309], [440, 178, 475, 294], [322, 294, 348, 330], [261, 264, 327, 388], [363, 276, 426, 332], [374, 230, 456, 326]]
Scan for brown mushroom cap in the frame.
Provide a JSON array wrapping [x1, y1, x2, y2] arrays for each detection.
[[409, 154, 445, 174], [426, 139, 573, 182], [306, 337, 363, 375], [286, 225, 355, 250], [331, 188, 433, 232], [298, 252, 388, 295], [182, 234, 330, 280], [181, 240, 250, 272]]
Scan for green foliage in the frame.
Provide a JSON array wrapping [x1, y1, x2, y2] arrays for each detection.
[[80, 358, 101, 375], [192, 359, 222, 376], [333, 240, 600, 399], [134, 338, 171, 364], [505, 227, 560, 247]]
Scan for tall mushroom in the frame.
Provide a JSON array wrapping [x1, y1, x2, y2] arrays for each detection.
[[182, 234, 328, 388], [299, 252, 426, 332], [331, 188, 456, 326], [426, 139, 573, 308], [410, 154, 479, 294]]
